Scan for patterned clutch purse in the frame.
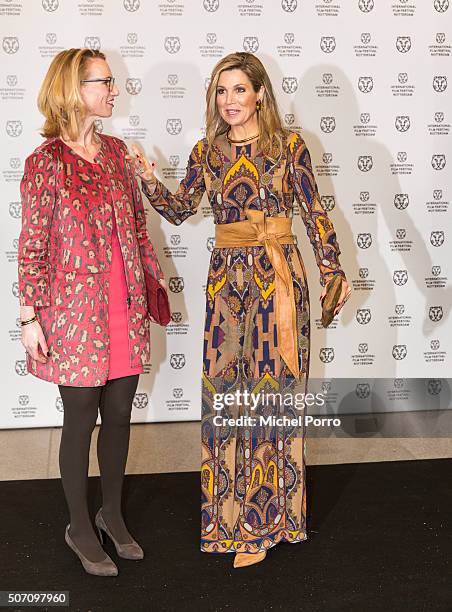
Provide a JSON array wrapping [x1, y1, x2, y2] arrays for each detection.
[[143, 268, 171, 326], [321, 274, 343, 328]]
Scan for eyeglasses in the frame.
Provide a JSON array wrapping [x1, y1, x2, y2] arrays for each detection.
[[80, 76, 115, 91]]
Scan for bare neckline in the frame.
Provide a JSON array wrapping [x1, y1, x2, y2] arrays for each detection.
[[58, 135, 104, 165]]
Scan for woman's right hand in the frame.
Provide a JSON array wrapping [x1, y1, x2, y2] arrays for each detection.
[[21, 320, 49, 364], [126, 143, 156, 184]]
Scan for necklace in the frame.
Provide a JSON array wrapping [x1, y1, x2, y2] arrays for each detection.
[[226, 128, 260, 145]]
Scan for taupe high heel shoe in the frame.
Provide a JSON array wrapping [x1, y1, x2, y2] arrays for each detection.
[[64, 525, 118, 576], [233, 550, 267, 568], [95, 508, 144, 560]]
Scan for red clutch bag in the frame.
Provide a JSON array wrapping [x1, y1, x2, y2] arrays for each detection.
[[143, 268, 171, 326]]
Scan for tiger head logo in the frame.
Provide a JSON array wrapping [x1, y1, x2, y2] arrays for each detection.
[[169, 277, 184, 293], [429, 306, 443, 322], [396, 36, 411, 53], [355, 383, 370, 399], [170, 354, 186, 369], [392, 345, 407, 360], [356, 309, 371, 325], [319, 347, 335, 363], [133, 393, 149, 409]]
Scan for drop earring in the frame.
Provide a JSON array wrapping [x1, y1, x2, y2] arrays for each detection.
[[256, 99, 263, 112]]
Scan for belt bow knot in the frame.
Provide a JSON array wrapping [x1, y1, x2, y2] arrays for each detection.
[[215, 208, 301, 380]]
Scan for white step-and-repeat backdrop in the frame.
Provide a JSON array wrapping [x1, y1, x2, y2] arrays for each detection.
[[2, 0, 451, 428]]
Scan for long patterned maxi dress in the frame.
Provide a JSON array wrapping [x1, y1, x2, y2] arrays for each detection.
[[143, 130, 347, 554]]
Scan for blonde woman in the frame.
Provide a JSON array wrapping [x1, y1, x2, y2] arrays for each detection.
[[128, 52, 351, 568], [18, 48, 165, 575]]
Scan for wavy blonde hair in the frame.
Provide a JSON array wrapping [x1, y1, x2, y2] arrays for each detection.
[[38, 48, 106, 141], [205, 52, 286, 160]]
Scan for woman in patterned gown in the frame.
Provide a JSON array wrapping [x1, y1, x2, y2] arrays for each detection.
[[128, 52, 351, 568]]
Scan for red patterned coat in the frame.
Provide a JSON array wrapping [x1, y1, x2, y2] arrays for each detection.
[[18, 134, 164, 386]]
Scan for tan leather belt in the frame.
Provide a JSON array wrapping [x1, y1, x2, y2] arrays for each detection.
[[215, 209, 300, 380]]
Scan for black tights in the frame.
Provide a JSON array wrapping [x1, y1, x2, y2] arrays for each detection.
[[58, 375, 139, 562]]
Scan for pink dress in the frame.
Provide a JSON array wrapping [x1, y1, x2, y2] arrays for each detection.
[[107, 210, 144, 380]]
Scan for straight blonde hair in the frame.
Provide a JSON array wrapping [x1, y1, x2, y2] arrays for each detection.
[[38, 48, 106, 141], [205, 52, 287, 161]]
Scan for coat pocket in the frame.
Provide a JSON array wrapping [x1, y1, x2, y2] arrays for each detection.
[[50, 269, 106, 310]]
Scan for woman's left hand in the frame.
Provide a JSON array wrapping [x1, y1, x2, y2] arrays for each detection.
[[319, 277, 352, 316]]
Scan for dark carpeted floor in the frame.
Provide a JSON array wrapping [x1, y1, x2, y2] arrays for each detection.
[[1, 459, 451, 612]]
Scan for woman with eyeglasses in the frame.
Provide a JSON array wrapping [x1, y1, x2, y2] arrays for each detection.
[[18, 48, 165, 576], [128, 52, 351, 568]]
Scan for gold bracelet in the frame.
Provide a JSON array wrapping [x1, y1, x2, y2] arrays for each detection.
[[20, 315, 38, 326]]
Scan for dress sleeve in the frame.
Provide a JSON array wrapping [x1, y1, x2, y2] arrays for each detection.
[[121, 142, 164, 282], [141, 140, 206, 226], [17, 150, 55, 308], [288, 132, 347, 287]]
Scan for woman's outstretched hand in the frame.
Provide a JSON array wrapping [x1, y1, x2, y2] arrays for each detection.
[[319, 277, 352, 317], [126, 143, 156, 184]]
